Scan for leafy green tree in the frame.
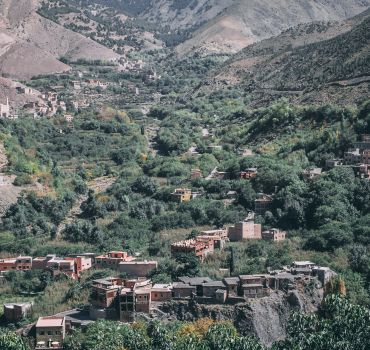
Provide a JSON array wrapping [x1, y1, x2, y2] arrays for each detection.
[[0, 330, 29, 350]]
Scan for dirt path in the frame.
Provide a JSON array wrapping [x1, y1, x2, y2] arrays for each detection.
[[55, 176, 117, 237], [55, 194, 88, 237]]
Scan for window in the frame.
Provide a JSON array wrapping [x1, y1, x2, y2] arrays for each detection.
[[39, 331, 45, 335], [48, 331, 53, 335]]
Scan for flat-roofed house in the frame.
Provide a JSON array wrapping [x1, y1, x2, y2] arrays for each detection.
[[261, 228, 286, 242], [0, 258, 17, 272], [228, 218, 262, 241], [3, 302, 32, 322], [292, 261, 316, 269], [151, 284, 172, 301], [171, 188, 192, 203], [223, 277, 239, 297], [172, 282, 196, 298], [302, 167, 322, 180], [242, 283, 264, 298], [90, 277, 124, 309], [118, 260, 158, 278], [202, 281, 226, 298], [15, 256, 33, 270], [35, 316, 66, 350], [119, 288, 135, 322], [135, 288, 151, 313], [95, 251, 135, 269]]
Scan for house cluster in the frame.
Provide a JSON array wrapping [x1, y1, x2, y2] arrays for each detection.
[[302, 134, 370, 180], [171, 229, 228, 262], [87, 261, 335, 324], [171, 215, 286, 262], [94, 251, 158, 277], [23, 91, 68, 118], [119, 57, 144, 71], [0, 251, 160, 281], [3, 261, 336, 349], [0, 254, 92, 279], [326, 134, 370, 178]]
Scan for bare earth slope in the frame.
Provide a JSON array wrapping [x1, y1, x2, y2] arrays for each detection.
[[174, 0, 370, 56], [201, 9, 370, 107], [0, 0, 119, 79]]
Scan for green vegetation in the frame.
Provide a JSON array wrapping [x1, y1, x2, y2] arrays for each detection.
[[1, 295, 369, 350]]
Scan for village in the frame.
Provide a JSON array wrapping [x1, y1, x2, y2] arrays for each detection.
[[0, 212, 336, 350], [2, 258, 335, 350]]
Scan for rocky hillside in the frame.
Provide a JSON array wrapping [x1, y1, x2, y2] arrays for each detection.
[[70, 0, 370, 55], [0, 0, 119, 79], [141, 0, 370, 55], [159, 285, 323, 347], [195, 8, 370, 106]]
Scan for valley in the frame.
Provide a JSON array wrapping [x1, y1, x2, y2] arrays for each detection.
[[0, 1, 369, 350]]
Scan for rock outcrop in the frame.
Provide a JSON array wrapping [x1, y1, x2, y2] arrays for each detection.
[[158, 283, 323, 346]]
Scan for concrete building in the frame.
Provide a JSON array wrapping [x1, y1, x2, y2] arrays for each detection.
[[202, 281, 226, 298], [118, 260, 158, 278], [223, 277, 239, 297], [35, 316, 66, 350], [325, 159, 343, 169], [90, 277, 124, 309], [344, 148, 362, 165], [95, 251, 135, 269], [242, 283, 265, 298], [0, 97, 10, 118], [134, 288, 151, 313], [228, 217, 262, 242], [302, 167, 322, 180], [171, 188, 192, 203], [0, 256, 32, 272], [255, 193, 274, 215], [3, 302, 32, 322], [172, 282, 196, 298], [151, 284, 172, 301], [261, 228, 286, 242], [292, 261, 316, 269], [16, 86, 34, 95]]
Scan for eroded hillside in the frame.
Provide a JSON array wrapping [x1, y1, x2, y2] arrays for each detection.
[[0, 0, 119, 79]]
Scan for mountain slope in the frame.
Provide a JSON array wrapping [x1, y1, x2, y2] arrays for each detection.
[[202, 9, 370, 106], [175, 0, 370, 55], [0, 0, 119, 79]]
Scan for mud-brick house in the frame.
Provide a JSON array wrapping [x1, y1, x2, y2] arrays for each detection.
[[95, 251, 135, 269], [228, 217, 262, 241], [151, 284, 172, 302], [223, 277, 239, 297], [202, 281, 226, 298], [3, 302, 32, 322], [172, 282, 196, 298]]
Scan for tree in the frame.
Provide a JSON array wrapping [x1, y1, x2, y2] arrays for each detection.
[[175, 253, 200, 278], [0, 330, 29, 350]]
